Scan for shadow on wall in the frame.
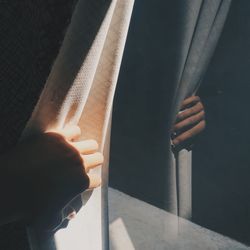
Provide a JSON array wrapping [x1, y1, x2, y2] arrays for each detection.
[[193, 0, 250, 245]]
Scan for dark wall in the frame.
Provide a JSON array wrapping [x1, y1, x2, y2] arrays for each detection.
[[193, 0, 250, 245]]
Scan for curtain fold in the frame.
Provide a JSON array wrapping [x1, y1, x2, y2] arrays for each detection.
[[170, 0, 232, 219], [22, 0, 134, 249]]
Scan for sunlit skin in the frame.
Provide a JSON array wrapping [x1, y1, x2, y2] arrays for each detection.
[[0, 125, 103, 229], [172, 96, 206, 151]]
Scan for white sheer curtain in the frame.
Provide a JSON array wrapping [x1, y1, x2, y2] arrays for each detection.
[[22, 0, 134, 249]]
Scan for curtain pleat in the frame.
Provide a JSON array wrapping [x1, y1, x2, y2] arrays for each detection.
[[170, 0, 232, 219], [22, 0, 134, 249]]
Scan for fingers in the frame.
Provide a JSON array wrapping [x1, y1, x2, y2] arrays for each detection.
[[87, 174, 102, 189], [172, 120, 206, 146], [176, 101, 204, 122], [70, 139, 98, 154], [70, 138, 103, 171], [48, 125, 103, 190], [172, 95, 206, 151], [180, 96, 200, 110], [82, 152, 104, 172], [174, 110, 205, 132], [51, 126, 100, 155]]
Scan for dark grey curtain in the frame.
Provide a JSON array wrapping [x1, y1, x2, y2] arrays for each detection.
[[170, 0, 232, 219], [110, 0, 232, 220]]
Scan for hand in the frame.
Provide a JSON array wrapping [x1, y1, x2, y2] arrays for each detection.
[[171, 96, 206, 151], [0, 125, 103, 229]]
